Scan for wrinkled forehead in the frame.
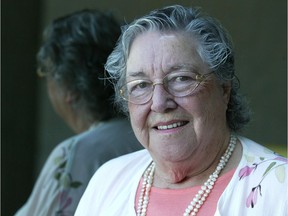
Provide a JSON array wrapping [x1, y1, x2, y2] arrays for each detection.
[[126, 30, 200, 62], [126, 29, 198, 53], [125, 31, 208, 80]]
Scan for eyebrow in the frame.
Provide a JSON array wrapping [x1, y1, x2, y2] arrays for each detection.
[[127, 71, 146, 76], [167, 64, 198, 73], [126, 71, 149, 82], [126, 64, 199, 79]]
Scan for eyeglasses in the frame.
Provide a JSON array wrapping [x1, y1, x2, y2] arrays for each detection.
[[119, 71, 213, 104]]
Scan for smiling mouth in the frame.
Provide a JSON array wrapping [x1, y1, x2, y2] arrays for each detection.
[[156, 121, 188, 130]]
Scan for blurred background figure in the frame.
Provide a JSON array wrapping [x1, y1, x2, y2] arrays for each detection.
[[14, 9, 142, 216]]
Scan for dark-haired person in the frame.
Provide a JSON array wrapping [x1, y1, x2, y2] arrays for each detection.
[[15, 9, 142, 216]]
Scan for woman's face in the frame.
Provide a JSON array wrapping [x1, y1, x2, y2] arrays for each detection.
[[126, 31, 231, 163]]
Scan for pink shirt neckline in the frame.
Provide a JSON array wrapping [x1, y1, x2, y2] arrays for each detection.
[[135, 168, 236, 216]]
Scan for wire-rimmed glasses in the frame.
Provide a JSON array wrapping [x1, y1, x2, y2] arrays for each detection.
[[119, 71, 213, 104]]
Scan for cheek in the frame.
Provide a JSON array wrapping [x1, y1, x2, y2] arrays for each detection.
[[128, 103, 150, 145], [194, 86, 228, 126], [128, 103, 138, 121], [47, 83, 58, 109], [181, 84, 228, 124], [46, 80, 67, 117]]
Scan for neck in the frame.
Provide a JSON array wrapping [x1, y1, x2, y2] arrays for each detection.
[[136, 134, 239, 216], [152, 134, 237, 189], [67, 111, 97, 134]]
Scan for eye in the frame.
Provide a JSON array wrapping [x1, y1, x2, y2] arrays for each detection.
[[165, 72, 198, 93], [174, 75, 193, 82], [137, 82, 149, 89], [167, 73, 196, 84], [127, 80, 152, 94]]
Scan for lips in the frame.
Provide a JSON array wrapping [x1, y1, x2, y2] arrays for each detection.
[[156, 121, 188, 130]]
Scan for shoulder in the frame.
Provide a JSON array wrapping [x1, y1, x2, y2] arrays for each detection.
[[238, 136, 285, 159], [45, 135, 79, 164], [45, 132, 102, 182], [50, 122, 142, 177], [85, 149, 151, 193], [75, 150, 151, 215], [218, 136, 287, 215], [95, 149, 151, 177], [93, 118, 134, 133], [48, 131, 94, 164], [74, 118, 141, 151], [237, 136, 288, 179], [239, 137, 287, 205], [67, 121, 142, 166]]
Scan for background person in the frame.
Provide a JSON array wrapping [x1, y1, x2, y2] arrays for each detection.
[[75, 5, 288, 216], [15, 9, 142, 216]]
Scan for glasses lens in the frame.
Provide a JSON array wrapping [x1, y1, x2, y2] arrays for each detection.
[[120, 80, 153, 104], [164, 72, 199, 97]]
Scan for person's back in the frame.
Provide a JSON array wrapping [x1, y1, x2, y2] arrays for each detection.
[[14, 9, 142, 216]]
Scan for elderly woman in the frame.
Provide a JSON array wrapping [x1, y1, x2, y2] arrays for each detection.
[[15, 9, 142, 216], [75, 5, 287, 216]]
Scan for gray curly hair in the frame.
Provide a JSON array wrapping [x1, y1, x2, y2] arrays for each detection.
[[37, 9, 121, 121], [105, 5, 251, 131]]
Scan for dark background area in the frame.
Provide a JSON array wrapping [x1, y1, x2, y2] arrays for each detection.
[[2, 0, 287, 215], [2, 0, 41, 214]]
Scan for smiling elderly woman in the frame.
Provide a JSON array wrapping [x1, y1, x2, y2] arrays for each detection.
[[75, 5, 288, 216]]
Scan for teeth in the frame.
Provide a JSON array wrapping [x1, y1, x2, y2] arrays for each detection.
[[157, 122, 183, 130]]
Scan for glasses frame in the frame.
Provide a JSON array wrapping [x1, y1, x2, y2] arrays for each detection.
[[119, 71, 214, 105]]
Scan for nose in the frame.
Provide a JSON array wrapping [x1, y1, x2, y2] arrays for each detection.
[[150, 84, 177, 113]]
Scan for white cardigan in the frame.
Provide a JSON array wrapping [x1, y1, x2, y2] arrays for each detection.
[[75, 136, 288, 216]]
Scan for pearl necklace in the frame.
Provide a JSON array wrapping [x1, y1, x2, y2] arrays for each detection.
[[136, 134, 237, 216]]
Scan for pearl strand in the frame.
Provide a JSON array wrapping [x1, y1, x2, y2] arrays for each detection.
[[137, 161, 155, 216], [136, 134, 237, 216]]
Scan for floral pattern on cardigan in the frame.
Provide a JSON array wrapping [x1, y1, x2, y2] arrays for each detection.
[[238, 153, 288, 209], [53, 140, 83, 215]]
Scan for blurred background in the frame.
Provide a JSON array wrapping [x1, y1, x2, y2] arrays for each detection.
[[2, 0, 287, 215]]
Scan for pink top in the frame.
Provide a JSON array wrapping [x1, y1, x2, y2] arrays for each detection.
[[135, 168, 236, 216]]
